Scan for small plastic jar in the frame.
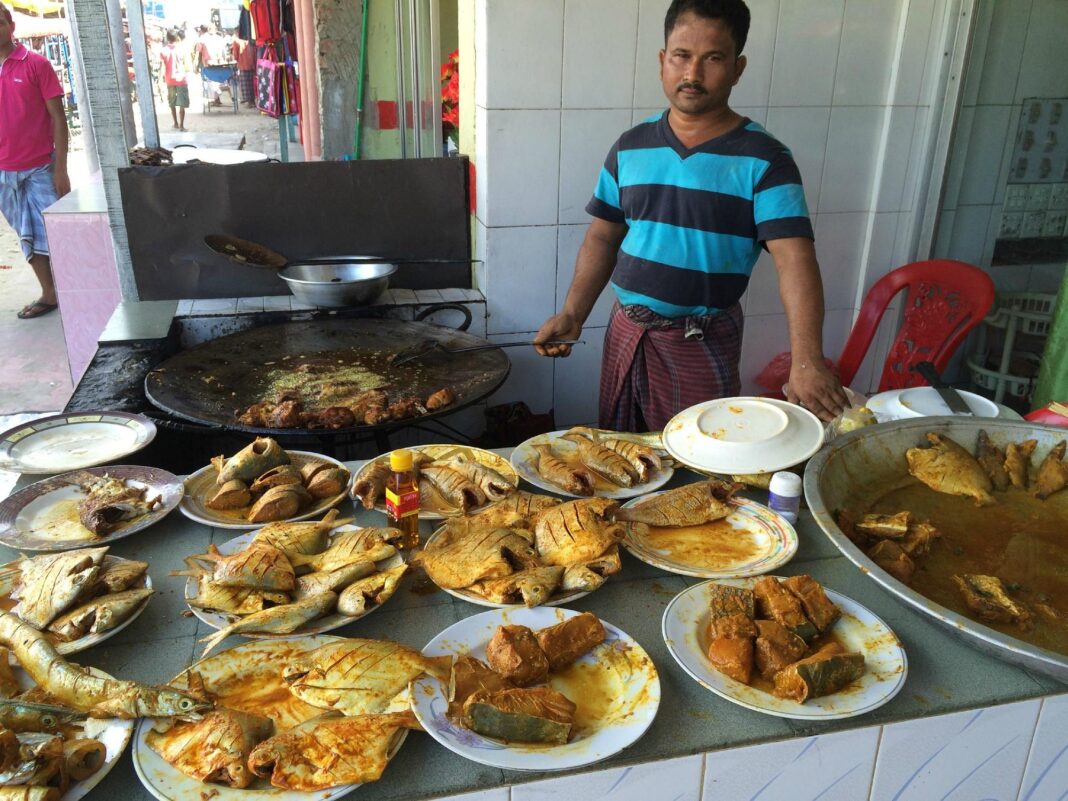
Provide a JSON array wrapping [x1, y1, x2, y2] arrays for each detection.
[[767, 471, 802, 524]]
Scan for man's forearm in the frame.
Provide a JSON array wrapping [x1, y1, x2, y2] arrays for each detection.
[[770, 238, 827, 362], [561, 221, 626, 324], [50, 107, 69, 170]]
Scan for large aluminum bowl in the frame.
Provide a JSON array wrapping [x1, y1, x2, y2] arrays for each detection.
[[278, 261, 397, 307], [804, 416, 1068, 682]]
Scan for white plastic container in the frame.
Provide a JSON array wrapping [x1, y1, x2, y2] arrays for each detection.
[[767, 471, 802, 524]]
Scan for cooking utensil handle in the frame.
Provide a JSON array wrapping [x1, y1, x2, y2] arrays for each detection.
[[415, 303, 472, 331], [912, 361, 944, 386]]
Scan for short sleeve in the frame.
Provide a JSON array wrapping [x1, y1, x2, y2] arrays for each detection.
[[584, 140, 626, 224], [35, 58, 64, 101], [752, 149, 813, 243]]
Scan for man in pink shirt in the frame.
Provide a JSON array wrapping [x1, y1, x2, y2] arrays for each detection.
[[0, 3, 69, 319]]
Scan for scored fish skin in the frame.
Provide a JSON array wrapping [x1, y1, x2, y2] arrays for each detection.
[[469, 566, 565, 607], [532, 498, 624, 567], [336, 564, 409, 616], [182, 542, 296, 592], [197, 591, 338, 656], [441, 455, 514, 502], [146, 707, 274, 789], [289, 528, 398, 573], [532, 444, 594, 496], [351, 460, 391, 509], [469, 492, 561, 529], [185, 575, 289, 616], [420, 526, 540, 590], [293, 561, 376, 600], [419, 465, 488, 512], [560, 432, 638, 487], [617, 479, 738, 527], [216, 437, 290, 485], [13, 548, 108, 630], [906, 432, 996, 506], [47, 588, 154, 642], [251, 509, 347, 558], [601, 438, 662, 483], [80, 559, 148, 598]]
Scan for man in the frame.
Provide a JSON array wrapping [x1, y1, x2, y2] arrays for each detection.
[[160, 30, 189, 131], [0, 3, 69, 320], [233, 34, 256, 108], [535, 0, 847, 426]]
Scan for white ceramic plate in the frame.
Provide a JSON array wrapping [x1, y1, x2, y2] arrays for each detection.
[[0, 466, 184, 552], [0, 411, 157, 475], [0, 553, 153, 656], [179, 450, 348, 530], [410, 607, 660, 772], [867, 387, 1001, 422], [621, 493, 798, 579], [133, 635, 406, 801], [352, 444, 520, 520], [662, 578, 907, 720], [12, 664, 135, 801], [663, 397, 825, 475], [420, 524, 590, 609], [511, 431, 674, 500], [184, 524, 405, 638]]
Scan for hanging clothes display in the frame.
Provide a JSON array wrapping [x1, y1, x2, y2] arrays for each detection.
[[253, 0, 299, 118]]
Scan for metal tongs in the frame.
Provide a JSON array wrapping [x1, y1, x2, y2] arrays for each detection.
[[389, 339, 583, 367]]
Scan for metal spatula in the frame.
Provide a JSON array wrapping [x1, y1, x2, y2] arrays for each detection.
[[389, 339, 583, 367]]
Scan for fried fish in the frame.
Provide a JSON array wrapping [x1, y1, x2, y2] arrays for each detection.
[[47, 588, 154, 642], [1034, 440, 1068, 500], [198, 591, 338, 656], [77, 475, 161, 535], [418, 465, 487, 512], [351, 459, 391, 509], [532, 498, 624, 566], [531, 444, 594, 496], [336, 564, 409, 616], [469, 566, 565, 607], [617, 479, 738, 527], [975, 430, 1011, 491], [180, 542, 295, 592], [13, 548, 108, 629], [906, 432, 995, 506], [560, 431, 638, 487], [600, 438, 662, 483], [215, 437, 290, 485], [1004, 438, 1038, 490], [440, 454, 514, 502], [420, 525, 539, 589], [146, 708, 274, 788]]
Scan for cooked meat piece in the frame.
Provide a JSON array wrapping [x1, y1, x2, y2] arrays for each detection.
[[867, 540, 916, 584], [485, 625, 549, 687], [236, 402, 271, 427], [534, 612, 605, 671], [308, 406, 356, 430], [900, 520, 941, 557], [952, 574, 1033, 631], [706, 636, 754, 684], [906, 433, 995, 506], [781, 575, 841, 633], [386, 395, 425, 420], [1034, 441, 1068, 500], [1004, 439, 1038, 490], [753, 577, 817, 641], [351, 389, 389, 422], [854, 511, 911, 539], [364, 406, 393, 425], [266, 399, 306, 428], [773, 643, 865, 703], [275, 388, 303, 402], [976, 430, 1011, 491], [753, 619, 807, 679], [426, 387, 456, 410]]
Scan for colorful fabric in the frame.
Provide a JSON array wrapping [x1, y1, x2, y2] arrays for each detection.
[[238, 69, 255, 103], [0, 161, 59, 259], [167, 83, 189, 109], [587, 112, 813, 319], [599, 301, 744, 432], [0, 44, 64, 172]]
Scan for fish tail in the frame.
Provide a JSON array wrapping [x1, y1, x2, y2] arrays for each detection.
[[198, 628, 231, 657], [426, 655, 454, 682]]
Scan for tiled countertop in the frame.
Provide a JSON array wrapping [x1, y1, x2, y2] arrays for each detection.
[[0, 461, 1063, 800]]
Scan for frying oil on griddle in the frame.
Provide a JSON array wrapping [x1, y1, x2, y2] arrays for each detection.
[[261, 348, 425, 411]]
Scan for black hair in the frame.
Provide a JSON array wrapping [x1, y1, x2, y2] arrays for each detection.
[[664, 0, 751, 56], [166, 31, 177, 43], [0, 4, 12, 24]]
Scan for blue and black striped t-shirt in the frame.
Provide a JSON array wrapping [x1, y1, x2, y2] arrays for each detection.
[[586, 111, 814, 319]]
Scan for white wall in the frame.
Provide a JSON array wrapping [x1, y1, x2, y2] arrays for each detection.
[[472, 0, 956, 425]]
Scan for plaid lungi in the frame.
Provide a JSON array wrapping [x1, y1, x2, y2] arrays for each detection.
[[238, 69, 255, 103], [599, 301, 744, 432], [0, 162, 59, 260]]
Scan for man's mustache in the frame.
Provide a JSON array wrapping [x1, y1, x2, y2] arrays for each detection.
[[677, 82, 707, 93]]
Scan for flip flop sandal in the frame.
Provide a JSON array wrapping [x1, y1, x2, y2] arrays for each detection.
[[17, 300, 58, 319]]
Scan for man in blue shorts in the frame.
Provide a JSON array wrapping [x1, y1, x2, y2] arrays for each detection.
[[535, 0, 848, 426], [0, 3, 69, 319]]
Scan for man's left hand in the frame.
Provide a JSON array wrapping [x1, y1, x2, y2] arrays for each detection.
[[786, 358, 849, 422], [53, 168, 71, 198]]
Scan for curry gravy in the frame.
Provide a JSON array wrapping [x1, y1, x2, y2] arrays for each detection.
[[638, 520, 771, 570], [866, 482, 1068, 655], [548, 657, 623, 736]]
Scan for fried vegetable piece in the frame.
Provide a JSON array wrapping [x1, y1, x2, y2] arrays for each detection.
[[1034, 441, 1068, 500], [462, 688, 576, 744], [854, 512, 911, 539], [146, 708, 274, 788], [753, 619, 808, 679], [781, 575, 841, 633], [485, 625, 549, 687], [867, 540, 916, 585], [216, 437, 290, 484], [448, 656, 515, 722], [534, 612, 606, 671], [952, 574, 1033, 631], [976, 430, 1011, 491], [1004, 439, 1038, 490], [707, 637, 754, 684], [753, 577, 817, 641], [906, 433, 995, 506], [773, 643, 865, 703], [617, 479, 740, 527], [205, 479, 252, 511]]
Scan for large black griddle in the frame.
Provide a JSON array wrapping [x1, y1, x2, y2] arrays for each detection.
[[144, 317, 510, 436]]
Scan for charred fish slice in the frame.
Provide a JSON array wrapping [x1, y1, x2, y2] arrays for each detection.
[[77, 476, 161, 535], [532, 497, 624, 566], [976, 430, 1011, 491], [186, 576, 290, 616], [180, 542, 295, 592], [284, 639, 453, 716], [600, 438, 662, 482], [0, 698, 87, 733], [351, 460, 391, 509], [13, 548, 108, 629], [420, 526, 540, 589], [560, 432, 638, 487], [617, 479, 738, 527], [0, 612, 210, 718], [419, 465, 487, 512], [531, 444, 594, 496], [47, 588, 154, 642], [251, 509, 348, 557], [337, 564, 409, 616], [146, 707, 274, 789], [470, 566, 565, 607], [198, 591, 338, 657], [440, 455, 514, 502], [289, 528, 399, 573], [215, 437, 290, 485]]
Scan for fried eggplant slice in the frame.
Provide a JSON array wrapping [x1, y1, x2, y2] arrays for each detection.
[[773, 643, 865, 703], [462, 687, 576, 744]]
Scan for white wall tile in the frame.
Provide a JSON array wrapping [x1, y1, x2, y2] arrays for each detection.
[[486, 331, 555, 413], [704, 727, 880, 801], [833, 0, 901, 106], [735, 105, 768, 126], [473, 218, 488, 291], [1019, 694, 1068, 801], [632, 106, 665, 126], [941, 105, 974, 212], [870, 701, 1041, 801], [957, 105, 1012, 206], [552, 326, 606, 427], [474, 105, 489, 226], [1015, 0, 1068, 103], [765, 106, 831, 214], [876, 106, 918, 212], [931, 208, 955, 258], [859, 211, 902, 300], [815, 211, 868, 311], [481, 0, 563, 109], [556, 224, 617, 328], [739, 311, 789, 394], [819, 106, 883, 213], [513, 754, 702, 801], [893, 0, 936, 106], [959, 0, 992, 108], [899, 106, 931, 215], [633, 0, 672, 108], [744, 250, 780, 316], [482, 109, 561, 227], [769, 0, 845, 107], [947, 204, 995, 266], [559, 109, 635, 224], [730, 0, 779, 108], [562, 0, 639, 109], [824, 307, 855, 365], [484, 225, 558, 335], [978, 0, 1031, 105], [1028, 263, 1066, 294]]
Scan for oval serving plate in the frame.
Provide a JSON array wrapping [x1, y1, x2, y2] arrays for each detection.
[[0, 411, 157, 475], [662, 578, 907, 721], [352, 444, 519, 520], [0, 466, 183, 552], [179, 450, 349, 530], [0, 553, 153, 656], [511, 430, 674, 500], [133, 635, 406, 801], [621, 493, 798, 579], [184, 524, 405, 639], [421, 524, 590, 609], [410, 606, 660, 772]]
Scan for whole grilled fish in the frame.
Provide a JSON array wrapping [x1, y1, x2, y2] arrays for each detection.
[[198, 591, 338, 656], [617, 479, 739, 527], [146, 707, 274, 788], [77, 475, 161, 535], [351, 459, 391, 509], [0, 699, 86, 733], [532, 444, 594, 496], [601, 438, 662, 483], [13, 548, 108, 629], [470, 491, 561, 528], [560, 432, 638, 487], [440, 455, 514, 502], [470, 565, 564, 607], [420, 525, 539, 589], [293, 560, 377, 599], [179, 542, 295, 592], [185, 575, 290, 616], [289, 528, 398, 573], [251, 509, 348, 558], [81, 558, 149, 598], [0, 612, 210, 718], [419, 465, 487, 512], [337, 564, 409, 616], [532, 498, 623, 566], [215, 437, 290, 485], [47, 588, 154, 642], [284, 639, 452, 716]]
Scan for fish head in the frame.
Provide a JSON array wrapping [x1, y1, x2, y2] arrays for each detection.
[[95, 686, 214, 719]]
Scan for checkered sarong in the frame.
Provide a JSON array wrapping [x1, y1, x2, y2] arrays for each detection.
[[0, 162, 59, 259], [238, 69, 255, 103]]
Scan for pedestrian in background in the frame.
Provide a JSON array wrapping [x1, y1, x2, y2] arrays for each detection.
[[160, 30, 189, 130], [234, 35, 256, 108]]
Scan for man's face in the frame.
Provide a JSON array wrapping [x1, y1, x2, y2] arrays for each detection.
[[0, 14, 14, 48], [659, 12, 747, 116]]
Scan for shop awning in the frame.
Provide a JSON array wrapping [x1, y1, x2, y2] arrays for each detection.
[[11, 10, 70, 37], [10, 0, 65, 14]]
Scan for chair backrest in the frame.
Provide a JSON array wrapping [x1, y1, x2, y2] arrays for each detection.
[[836, 259, 996, 391]]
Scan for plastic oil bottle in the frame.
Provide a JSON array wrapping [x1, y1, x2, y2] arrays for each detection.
[[385, 449, 421, 549]]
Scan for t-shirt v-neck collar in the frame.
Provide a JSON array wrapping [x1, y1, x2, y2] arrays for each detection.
[[658, 110, 751, 159]]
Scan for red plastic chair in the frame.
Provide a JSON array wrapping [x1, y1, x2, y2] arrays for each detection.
[[837, 259, 996, 391]]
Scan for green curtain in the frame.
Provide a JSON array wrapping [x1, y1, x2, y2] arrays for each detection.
[[1032, 266, 1068, 409]]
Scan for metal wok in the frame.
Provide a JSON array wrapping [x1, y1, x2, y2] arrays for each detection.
[[144, 316, 510, 436], [804, 416, 1068, 682]]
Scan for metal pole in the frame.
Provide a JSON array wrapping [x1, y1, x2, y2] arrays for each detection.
[[428, 0, 442, 154], [104, 0, 137, 146], [394, 0, 407, 158], [126, 0, 159, 147], [64, 0, 99, 173], [410, 0, 421, 157]]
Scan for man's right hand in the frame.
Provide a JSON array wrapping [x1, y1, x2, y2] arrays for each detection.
[[534, 313, 582, 357]]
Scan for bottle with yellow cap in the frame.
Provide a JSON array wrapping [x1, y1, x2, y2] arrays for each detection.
[[385, 449, 420, 549]]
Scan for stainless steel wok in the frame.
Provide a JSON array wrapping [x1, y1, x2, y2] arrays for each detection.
[[804, 416, 1068, 682]]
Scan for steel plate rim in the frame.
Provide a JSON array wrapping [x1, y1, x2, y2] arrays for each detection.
[[0, 411, 157, 474]]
